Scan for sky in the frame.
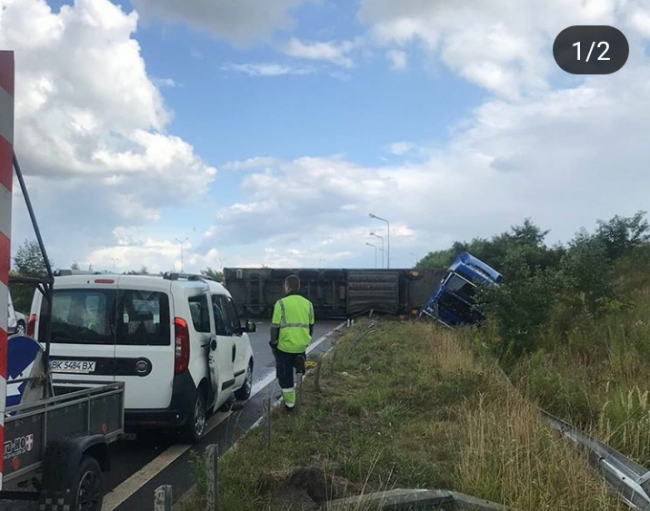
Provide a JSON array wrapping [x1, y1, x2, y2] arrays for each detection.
[[2, 0, 650, 273]]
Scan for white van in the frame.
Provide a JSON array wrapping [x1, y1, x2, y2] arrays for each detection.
[[7, 291, 25, 335], [29, 272, 255, 442]]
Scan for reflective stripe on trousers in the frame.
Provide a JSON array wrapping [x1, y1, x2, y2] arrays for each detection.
[[282, 387, 296, 408]]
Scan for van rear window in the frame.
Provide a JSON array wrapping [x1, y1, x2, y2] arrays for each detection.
[[117, 290, 171, 346], [43, 289, 171, 346], [47, 290, 115, 345]]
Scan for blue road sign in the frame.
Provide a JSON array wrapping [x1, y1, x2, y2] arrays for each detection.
[[7, 335, 42, 407]]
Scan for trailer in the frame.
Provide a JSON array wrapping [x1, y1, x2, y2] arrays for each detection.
[[0, 51, 125, 511], [223, 267, 446, 320]]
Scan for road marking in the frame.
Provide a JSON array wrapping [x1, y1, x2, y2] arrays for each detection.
[[103, 322, 345, 510], [250, 323, 344, 399], [102, 411, 231, 511]]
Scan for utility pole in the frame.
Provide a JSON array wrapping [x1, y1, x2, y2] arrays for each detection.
[[366, 242, 378, 268], [370, 213, 390, 269], [175, 237, 189, 272], [369, 232, 385, 269]]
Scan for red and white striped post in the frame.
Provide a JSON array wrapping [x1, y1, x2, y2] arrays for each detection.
[[0, 50, 15, 490]]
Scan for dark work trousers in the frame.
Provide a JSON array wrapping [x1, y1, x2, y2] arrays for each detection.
[[274, 349, 306, 389]]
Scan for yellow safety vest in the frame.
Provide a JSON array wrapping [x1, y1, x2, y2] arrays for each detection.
[[271, 294, 314, 353]]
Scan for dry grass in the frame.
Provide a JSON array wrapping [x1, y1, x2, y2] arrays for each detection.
[[186, 320, 622, 511]]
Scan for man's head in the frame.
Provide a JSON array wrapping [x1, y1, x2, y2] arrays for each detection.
[[284, 275, 300, 294]]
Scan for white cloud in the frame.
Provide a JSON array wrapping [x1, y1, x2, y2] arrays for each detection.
[[153, 77, 178, 88], [223, 157, 283, 171], [131, 0, 304, 46], [201, 53, 650, 267], [285, 38, 357, 68], [2, 0, 215, 268], [222, 63, 313, 77], [387, 49, 408, 70], [387, 141, 414, 156], [359, 0, 650, 98]]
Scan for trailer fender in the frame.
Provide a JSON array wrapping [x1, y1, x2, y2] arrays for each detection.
[[41, 433, 109, 493]]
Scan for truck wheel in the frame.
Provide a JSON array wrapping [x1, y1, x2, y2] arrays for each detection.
[[234, 362, 253, 401], [72, 456, 103, 511], [182, 389, 207, 444]]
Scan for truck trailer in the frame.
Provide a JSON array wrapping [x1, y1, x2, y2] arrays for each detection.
[[224, 267, 447, 320]]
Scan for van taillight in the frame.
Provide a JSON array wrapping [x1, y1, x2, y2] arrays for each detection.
[[27, 314, 37, 337], [174, 318, 190, 374]]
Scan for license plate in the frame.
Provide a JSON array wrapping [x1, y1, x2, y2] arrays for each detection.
[[49, 360, 96, 374]]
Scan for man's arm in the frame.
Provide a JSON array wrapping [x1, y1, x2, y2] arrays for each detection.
[[309, 301, 315, 337], [270, 301, 281, 350]]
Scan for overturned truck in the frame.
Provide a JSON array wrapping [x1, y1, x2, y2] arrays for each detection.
[[224, 268, 446, 320]]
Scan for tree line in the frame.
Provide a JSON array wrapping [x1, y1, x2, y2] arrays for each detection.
[[416, 211, 650, 361]]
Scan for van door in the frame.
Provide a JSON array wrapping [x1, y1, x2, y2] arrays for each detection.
[[222, 296, 248, 384], [113, 281, 173, 410], [44, 282, 117, 384], [210, 294, 235, 406]]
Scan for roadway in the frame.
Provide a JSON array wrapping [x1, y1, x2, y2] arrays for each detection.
[[0, 320, 343, 511]]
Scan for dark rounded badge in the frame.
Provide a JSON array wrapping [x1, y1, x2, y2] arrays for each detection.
[[553, 26, 629, 74], [135, 359, 151, 376]]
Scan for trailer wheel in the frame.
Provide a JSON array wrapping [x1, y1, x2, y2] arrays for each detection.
[[72, 456, 103, 511]]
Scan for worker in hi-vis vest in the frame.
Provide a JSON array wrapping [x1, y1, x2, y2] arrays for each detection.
[[269, 275, 315, 411]]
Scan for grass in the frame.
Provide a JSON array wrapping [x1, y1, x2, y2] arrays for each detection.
[[184, 320, 622, 511], [512, 291, 650, 466]]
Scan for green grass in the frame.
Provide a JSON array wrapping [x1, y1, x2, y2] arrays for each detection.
[[184, 321, 622, 511], [513, 292, 650, 465]]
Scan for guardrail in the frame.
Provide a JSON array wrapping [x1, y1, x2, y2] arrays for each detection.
[[542, 412, 650, 510], [485, 337, 650, 511]]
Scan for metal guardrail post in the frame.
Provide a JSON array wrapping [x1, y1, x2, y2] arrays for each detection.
[[295, 376, 303, 413], [264, 393, 272, 448], [154, 485, 172, 511], [206, 444, 219, 510]]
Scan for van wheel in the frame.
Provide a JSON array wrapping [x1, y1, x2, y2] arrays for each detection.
[[234, 362, 253, 401], [182, 389, 207, 444], [71, 456, 103, 511], [16, 321, 25, 335]]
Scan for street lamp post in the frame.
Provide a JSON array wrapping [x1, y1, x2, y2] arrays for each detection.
[[175, 237, 189, 272], [365, 242, 378, 268], [370, 213, 390, 269], [369, 232, 385, 269]]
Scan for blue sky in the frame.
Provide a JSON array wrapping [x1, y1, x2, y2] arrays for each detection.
[[4, 0, 650, 272]]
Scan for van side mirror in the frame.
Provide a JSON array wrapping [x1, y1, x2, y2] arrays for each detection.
[[245, 320, 257, 333]]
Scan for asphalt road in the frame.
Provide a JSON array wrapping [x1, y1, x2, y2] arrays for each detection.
[[0, 320, 343, 511]]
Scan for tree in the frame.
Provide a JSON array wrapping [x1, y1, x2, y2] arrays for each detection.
[[124, 266, 149, 275], [201, 267, 223, 282], [595, 211, 650, 261], [14, 240, 49, 276], [561, 230, 613, 310]]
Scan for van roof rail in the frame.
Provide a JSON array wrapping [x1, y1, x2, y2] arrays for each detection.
[[54, 269, 103, 276], [163, 272, 214, 282]]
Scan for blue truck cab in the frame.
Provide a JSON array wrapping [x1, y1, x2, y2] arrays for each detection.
[[419, 252, 503, 327]]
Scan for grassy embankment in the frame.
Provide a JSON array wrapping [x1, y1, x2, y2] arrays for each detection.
[[509, 281, 650, 467], [185, 321, 622, 511]]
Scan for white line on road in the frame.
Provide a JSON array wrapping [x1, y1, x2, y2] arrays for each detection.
[[102, 411, 231, 511], [103, 322, 344, 511]]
